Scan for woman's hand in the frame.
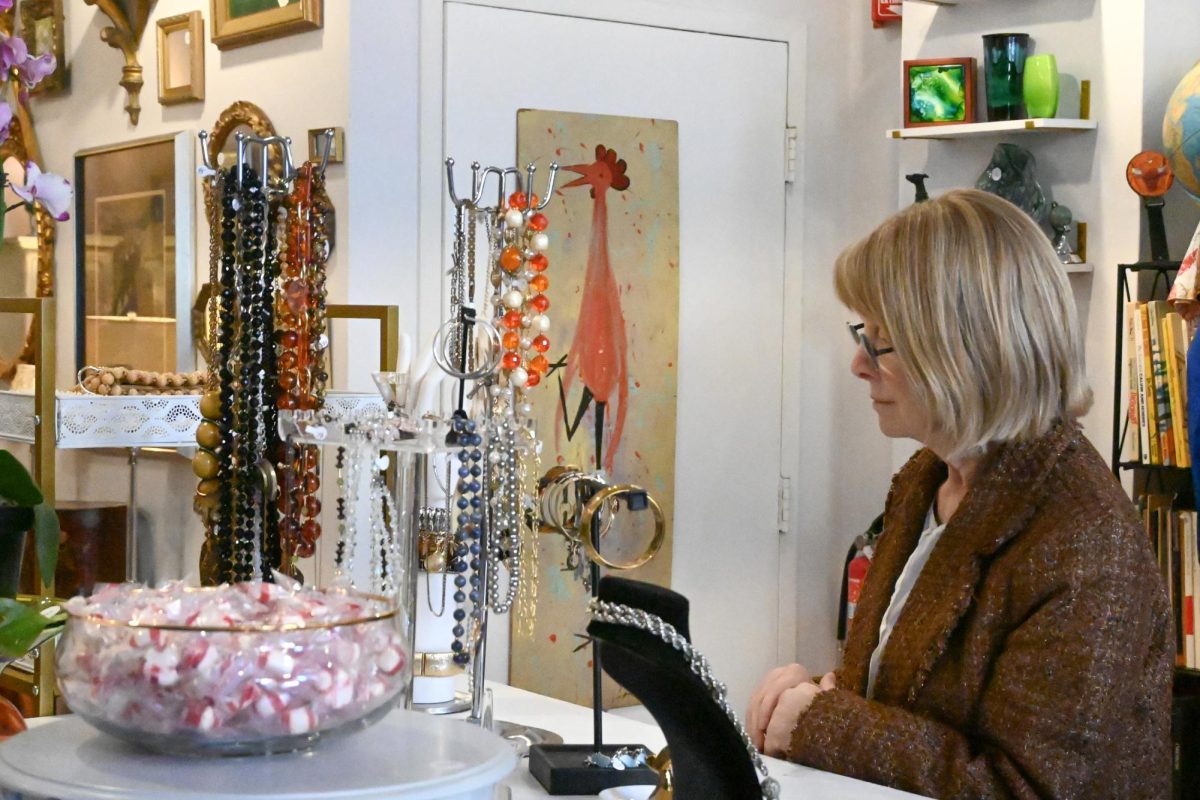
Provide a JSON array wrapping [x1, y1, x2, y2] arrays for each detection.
[[762, 671, 836, 757], [747, 663, 814, 751]]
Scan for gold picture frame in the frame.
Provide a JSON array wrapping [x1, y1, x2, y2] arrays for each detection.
[[210, 0, 322, 51], [17, 0, 66, 96], [157, 11, 204, 105], [307, 126, 344, 164]]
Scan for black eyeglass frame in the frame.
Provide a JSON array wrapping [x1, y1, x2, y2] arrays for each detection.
[[847, 323, 895, 371]]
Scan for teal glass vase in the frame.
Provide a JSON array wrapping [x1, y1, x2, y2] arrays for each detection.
[[983, 33, 1030, 121], [1023, 54, 1059, 118]]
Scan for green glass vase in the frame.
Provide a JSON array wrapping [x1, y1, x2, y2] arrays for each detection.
[[983, 33, 1030, 121], [1023, 54, 1059, 119]]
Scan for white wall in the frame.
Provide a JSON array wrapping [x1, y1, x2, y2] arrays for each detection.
[[343, 0, 900, 679], [17, 0, 1183, 712], [33, 0, 350, 581], [25, 0, 1049, 683]]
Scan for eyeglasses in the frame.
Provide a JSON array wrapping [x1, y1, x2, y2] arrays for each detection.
[[847, 323, 895, 371]]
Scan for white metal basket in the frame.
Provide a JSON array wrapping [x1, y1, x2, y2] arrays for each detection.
[[0, 391, 386, 450]]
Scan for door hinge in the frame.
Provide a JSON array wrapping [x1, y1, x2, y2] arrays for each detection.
[[784, 126, 798, 185], [777, 475, 792, 534]]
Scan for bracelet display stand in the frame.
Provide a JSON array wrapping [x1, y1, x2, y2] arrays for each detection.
[[587, 576, 764, 799], [0, 710, 515, 800], [528, 487, 658, 795]]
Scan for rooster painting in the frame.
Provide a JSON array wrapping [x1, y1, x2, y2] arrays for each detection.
[[556, 145, 631, 474], [513, 110, 680, 707]]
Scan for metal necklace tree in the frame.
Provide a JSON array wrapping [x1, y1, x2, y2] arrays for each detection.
[[192, 130, 336, 586], [434, 158, 558, 720]]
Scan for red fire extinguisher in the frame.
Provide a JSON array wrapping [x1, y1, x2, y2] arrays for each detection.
[[846, 547, 873, 625], [872, 0, 902, 28]]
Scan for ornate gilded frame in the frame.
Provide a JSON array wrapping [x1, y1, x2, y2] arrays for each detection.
[[18, 0, 68, 96], [211, 0, 322, 51], [0, 116, 55, 302]]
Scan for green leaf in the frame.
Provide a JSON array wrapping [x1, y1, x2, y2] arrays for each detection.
[[0, 451, 42, 507], [32, 502, 58, 590], [0, 598, 54, 659]]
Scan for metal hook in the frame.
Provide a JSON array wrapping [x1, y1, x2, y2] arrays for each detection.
[[474, 166, 503, 209], [499, 167, 523, 208], [535, 162, 559, 210], [235, 132, 249, 185], [446, 158, 467, 208], [316, 128, 335, 176], [198, 131, 214, 172]]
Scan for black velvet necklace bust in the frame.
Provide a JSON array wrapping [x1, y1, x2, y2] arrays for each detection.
[[587, 576, 765, 799]]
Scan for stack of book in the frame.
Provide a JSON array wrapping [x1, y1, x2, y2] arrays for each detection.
[[1123, 300, 1192, 466], [1144, 496, 1200, 670]]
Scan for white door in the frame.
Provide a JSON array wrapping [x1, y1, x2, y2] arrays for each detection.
[[444, 2, 790, 712]]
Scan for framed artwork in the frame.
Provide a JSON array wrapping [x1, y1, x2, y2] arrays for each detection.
[[157, 11, 205, 105], [510, 110, 680, 708], [904, 57, 976, 127], [210, 0, 322, 51], [74, 133, 195, 373], [18, 0, 67, 95]]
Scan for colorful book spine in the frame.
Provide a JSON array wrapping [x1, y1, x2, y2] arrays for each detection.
[[1125, 302, 1143, 463], [1169, 312, 1192, 468], [1148, 301, 1174, 465], [1136, 303, 1157, 463], [1165, 312, 1191, 468]]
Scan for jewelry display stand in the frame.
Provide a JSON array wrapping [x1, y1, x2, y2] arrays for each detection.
[[528, 484, 659, 795], [0, 710, 515, 800], [588, 576, 779, 799]]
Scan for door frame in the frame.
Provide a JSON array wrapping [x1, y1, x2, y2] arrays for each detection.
[[418, 0, 807, 666]]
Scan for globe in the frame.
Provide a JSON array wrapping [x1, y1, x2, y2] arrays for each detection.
[[1164, 59, 1200, 201]]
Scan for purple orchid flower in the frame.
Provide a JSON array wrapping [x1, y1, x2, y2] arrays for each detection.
[[0, 102, 11, 145], [0, 34, 26, 74], [0, 0, 13, 11], [10, 162, 72, 221], [17, 52, 55, 90]]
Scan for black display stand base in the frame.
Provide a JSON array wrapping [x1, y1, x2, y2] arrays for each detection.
[[528, 743, 658, 795]]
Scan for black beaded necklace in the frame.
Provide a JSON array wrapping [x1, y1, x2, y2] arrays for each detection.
[[215, 167, 240, 583]]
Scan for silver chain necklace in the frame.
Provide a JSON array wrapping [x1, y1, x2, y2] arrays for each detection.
[[588, 598, 782, 800]]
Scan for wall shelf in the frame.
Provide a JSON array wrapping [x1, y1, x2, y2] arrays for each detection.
[[1065, 263, 1094, 275], [887, 118, 1097, 140]]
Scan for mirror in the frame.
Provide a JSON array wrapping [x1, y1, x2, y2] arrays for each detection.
[[74, 132, 195, 374]]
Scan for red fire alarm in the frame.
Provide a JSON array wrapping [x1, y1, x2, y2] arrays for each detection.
[[872, 0, 902, 27]]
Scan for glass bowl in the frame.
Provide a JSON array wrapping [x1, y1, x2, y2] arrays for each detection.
[[55, 583, 408, 756]]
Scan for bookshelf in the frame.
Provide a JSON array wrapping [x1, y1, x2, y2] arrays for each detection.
[[1110, 262, 1200, 734]]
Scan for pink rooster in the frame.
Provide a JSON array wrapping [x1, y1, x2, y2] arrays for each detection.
[[557, 145, 631, 474]]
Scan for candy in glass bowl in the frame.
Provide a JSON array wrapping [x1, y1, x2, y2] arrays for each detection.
[[55, 580, 408, 756]]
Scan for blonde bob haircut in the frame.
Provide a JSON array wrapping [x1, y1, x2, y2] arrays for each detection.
[[835, 188, 1092, 460]]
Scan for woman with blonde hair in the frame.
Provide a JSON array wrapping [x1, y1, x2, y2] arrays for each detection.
[[748, 189, 1172, 798]]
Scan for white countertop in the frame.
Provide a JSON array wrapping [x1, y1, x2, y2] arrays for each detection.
[[481, 681, 927, 799], [21, 681, 927, 799]]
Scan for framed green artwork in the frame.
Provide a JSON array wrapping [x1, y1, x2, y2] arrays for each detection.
[[904, 57, 976, 127], [210, 0, 322, 51]]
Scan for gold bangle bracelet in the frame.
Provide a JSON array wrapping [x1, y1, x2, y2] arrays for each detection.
[[578, 483, 665, 571], [413, 651, 463, 678]]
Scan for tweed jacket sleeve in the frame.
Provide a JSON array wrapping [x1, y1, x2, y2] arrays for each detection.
[[786, 425, 1173, 799]]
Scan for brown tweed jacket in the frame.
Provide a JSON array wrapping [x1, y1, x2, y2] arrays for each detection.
[[787, 423, 1173, 799]]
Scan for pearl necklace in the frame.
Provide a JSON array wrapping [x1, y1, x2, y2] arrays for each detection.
[[588, 598, 781, 800]]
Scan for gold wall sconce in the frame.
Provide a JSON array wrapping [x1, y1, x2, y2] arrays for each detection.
[[82, 0, 157, 125]]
